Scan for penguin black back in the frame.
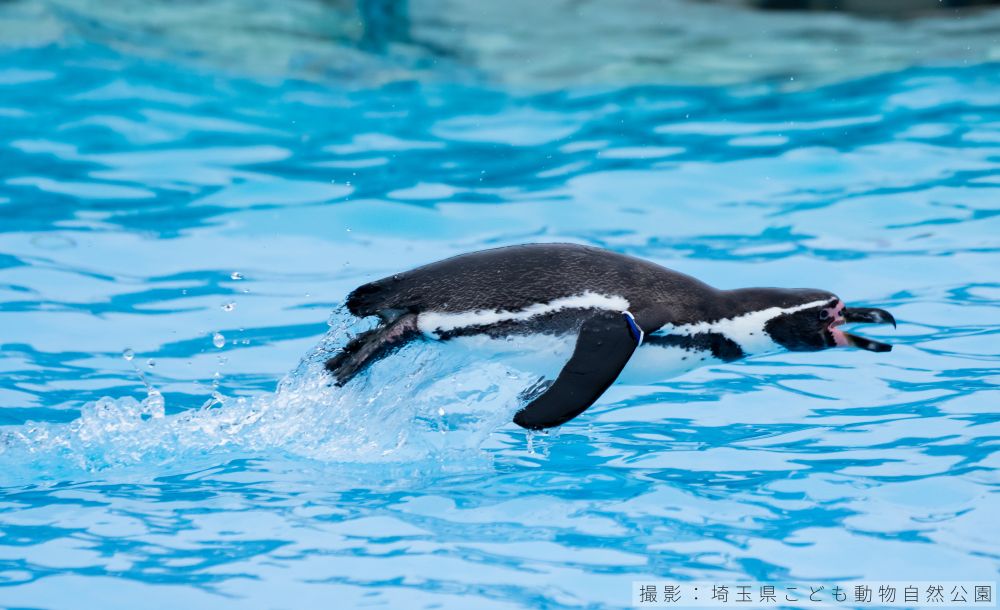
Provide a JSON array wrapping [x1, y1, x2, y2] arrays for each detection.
[[345, 243, 717, 325]]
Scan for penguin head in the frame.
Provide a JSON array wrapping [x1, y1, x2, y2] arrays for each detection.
[[755, 289, 896, 353]]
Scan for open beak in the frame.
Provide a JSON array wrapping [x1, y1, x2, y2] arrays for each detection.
[[844, 307, 896, 328], [836, 307, 896, 352]]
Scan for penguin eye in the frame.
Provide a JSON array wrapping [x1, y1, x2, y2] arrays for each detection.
[[818, 309, 831, 320]]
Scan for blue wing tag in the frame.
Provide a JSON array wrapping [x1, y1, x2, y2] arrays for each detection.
[[622, 311, 644, 347]]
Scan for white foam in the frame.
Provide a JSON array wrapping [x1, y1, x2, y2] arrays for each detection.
[[0, 308, 547, 483], [417, 291, 630, 336]]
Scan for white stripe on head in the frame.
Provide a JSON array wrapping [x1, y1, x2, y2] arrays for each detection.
[[653, 299, 829, 355], [417, 291, 630, 336]]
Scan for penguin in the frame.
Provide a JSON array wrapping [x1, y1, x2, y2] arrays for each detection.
[[325, 243, 896, 430]]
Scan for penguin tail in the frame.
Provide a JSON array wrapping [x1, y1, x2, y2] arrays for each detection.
[[345, 280, 395, 318], [325, 313, 419, 385]]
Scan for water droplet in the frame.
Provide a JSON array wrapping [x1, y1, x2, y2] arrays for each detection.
[[230, 272, 244, 280], [146, 359, 155, 368], [122, 348, 135, 361], [222, 302, 236, 312], [145, 390, 165, 418], [212, 332, 225, 348]]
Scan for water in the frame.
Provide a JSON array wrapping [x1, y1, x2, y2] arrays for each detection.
[[1, 2, 999, 608]]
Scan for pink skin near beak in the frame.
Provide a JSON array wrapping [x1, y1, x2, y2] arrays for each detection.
[[824, 300, 850, 347], [823, 299, 895, 352]]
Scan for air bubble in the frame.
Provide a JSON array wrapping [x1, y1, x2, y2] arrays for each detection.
[[230, 272, 244, 280], [212, 332, 225, 348], [222, 302, 236, 312], [122, 348, 135, 361], [146, 359, 155, 368]]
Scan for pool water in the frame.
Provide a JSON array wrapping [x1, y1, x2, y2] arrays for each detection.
[[1, 4, 999, 609]]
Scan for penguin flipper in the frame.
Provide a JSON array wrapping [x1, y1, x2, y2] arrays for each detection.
[[513, 310, 641, 430]]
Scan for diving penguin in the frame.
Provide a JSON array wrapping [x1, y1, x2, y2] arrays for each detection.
[[326, 243, 896, 429]]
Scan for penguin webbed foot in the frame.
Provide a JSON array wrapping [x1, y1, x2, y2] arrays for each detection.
[[325, 314, 420, 386]]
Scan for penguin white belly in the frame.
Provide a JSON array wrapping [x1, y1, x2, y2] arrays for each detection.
[[448, 334, 721, 388], [616, 344, 719, 385], [445, 332, 577, 382]]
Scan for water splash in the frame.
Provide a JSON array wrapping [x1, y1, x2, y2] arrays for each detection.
[[0, 308, 535, 484]]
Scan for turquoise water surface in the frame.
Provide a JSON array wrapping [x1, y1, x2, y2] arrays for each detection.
[[1, 3, 999, 609]]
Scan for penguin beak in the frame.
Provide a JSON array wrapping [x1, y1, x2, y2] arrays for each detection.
[[843, 307, 896, 328], [840, 331, 893, 352], [837, 307, 896, 352]]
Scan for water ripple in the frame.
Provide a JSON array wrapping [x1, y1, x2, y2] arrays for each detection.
[[0, 22, 998, 610]]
